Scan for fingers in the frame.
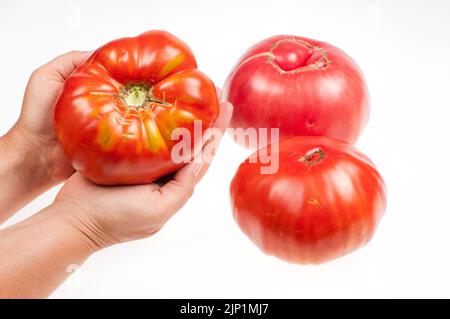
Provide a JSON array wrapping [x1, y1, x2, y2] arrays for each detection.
[[215, 101, 234, 132], [158, 161, 201, 217], [216, 87, 222, 101], [36, 50, 91, 81], [194, 101, 234, 182]]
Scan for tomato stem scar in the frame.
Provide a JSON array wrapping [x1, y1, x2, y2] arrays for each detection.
[[119, 84, 172, 110], [300, 148, 326, 166], [268, 38, 330, 74]]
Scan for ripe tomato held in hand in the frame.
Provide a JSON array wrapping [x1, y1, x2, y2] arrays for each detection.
[[54, 30, 219, 185], [230, 136, 386, 264], [224, 35, 369, 148]]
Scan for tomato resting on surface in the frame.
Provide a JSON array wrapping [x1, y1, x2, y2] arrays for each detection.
[[54, 30, 219, 185], [230, 136, 386, 264], [224, 35, 370, 148]]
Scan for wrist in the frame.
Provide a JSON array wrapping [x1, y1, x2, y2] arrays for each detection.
[[1, 124, 55, 190], [0, 130, 23, 178], [48, 201, 116, 252]]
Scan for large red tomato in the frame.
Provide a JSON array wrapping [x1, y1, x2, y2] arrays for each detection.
[[224, 35, 369, 147], [230, 136, 386, 264], [54, 30, 219, 185]]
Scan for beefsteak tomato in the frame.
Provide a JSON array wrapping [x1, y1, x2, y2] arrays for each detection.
[[224, 35, 369, 147], [54, 30, 219, 185], [230, 136, 386, 264]]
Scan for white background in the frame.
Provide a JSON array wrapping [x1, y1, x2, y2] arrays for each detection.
[[0, 0, 449, 298]]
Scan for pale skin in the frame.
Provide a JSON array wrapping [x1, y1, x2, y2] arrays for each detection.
[[0, 51, 233, 298]]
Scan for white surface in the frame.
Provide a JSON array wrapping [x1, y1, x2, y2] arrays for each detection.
[[0, 0, 449, 298]]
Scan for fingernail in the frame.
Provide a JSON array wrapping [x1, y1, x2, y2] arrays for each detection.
[[192, 160, 203, 177]]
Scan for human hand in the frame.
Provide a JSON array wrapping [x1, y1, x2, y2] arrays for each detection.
[[0, 51, 90, 221], [8, 51, 90, 185], [54, 96, 233, 249]]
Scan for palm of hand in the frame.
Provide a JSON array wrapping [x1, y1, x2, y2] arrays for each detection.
[[56, 173, 173, 244]]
